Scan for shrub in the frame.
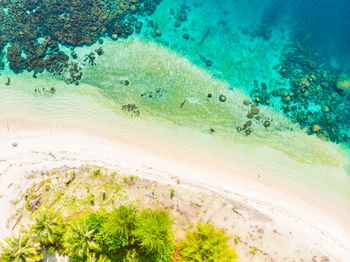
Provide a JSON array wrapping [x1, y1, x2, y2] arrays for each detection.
[[179, 223, 238, 262], [48, 246, 55, 254], [0, 232, 40, 262], [86, 212, 106, 234], [30, 207, 64, 247], [133, 209, 174, 262], [170, 189, 175, 199]]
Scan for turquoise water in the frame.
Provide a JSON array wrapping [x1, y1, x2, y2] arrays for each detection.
[[142, 0, 350, 147]]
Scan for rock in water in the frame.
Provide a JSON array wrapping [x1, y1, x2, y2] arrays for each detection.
[[312, 124, 322, 132], [335, 77, 350, 92]]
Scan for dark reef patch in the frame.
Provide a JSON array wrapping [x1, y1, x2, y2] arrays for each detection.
[[0, 0, 162, 79], [250, 34, 350, 147], [237, 1, 350, 147]]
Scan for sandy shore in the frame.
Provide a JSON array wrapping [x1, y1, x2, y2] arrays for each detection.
[[0, 126, 350, 261]]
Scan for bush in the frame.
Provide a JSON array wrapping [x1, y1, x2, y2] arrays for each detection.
[[133, 209, 174, 262], [179, 223, 238, 262], [86, 212, 106, 233]]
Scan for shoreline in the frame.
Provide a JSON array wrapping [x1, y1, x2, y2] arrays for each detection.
[[1, 126, 350, 260]]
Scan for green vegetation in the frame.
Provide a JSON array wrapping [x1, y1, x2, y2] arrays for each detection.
[[0, 233, 40, 262], [64, 216, 101, 259], [179, 223, 238, 262], [170, 189, 175, 199], [96, 206, 136, 258], [0, 168, 238, 261], [0, 210, 238, 262], [94, 169, 101, 176], [1, 206, 174, 261], [86, 252, 111, 262], [133, 209, 175, 261], [30, 207, 64, 247]]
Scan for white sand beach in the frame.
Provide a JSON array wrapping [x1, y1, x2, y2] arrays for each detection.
[[1, 122, 350, 261]]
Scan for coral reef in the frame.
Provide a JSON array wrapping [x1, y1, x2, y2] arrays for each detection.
[[251, 36, 350, 147], [335, 77, 350, 92], [0, 0, 162, 78]]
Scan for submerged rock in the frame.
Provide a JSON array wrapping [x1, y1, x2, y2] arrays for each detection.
[[219, 94, 226, 102], [244, 128, 252, 136], [205, 60, 212, 67], [263, 120, 270, 127], [122, 104, 140, 117], [322, 106, 330, 113], [312, 124, 322, 132], [183, 33, 190, 39], [251, 107, 259, 115], [335, 77, 350, 92]]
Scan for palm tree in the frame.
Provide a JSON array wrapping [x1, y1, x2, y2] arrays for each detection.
[[0, 232, 40, 262], [133, 209, 174, 259], [30, 208, 64, 247], [64, 218, 101, 259], [86, 251, 111, 262], [180, 223, 238, 262]]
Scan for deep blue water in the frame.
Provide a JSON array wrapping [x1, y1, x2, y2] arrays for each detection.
[[275, 0, 350, 67]]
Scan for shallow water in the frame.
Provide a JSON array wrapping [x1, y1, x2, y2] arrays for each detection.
[[0, 0, 350, 242]]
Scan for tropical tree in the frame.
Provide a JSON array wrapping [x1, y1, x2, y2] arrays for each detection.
[[96, 205, 137, 253], [30, 207, 64, 247], [64, 217, 101, 259], [86, 251, 111, 262], [0, 232, 40, 262], [133, 209, 174, 262], [179, 223, 238, 262]]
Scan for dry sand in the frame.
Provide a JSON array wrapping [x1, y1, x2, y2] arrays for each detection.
[[0, 126, 350, 261]]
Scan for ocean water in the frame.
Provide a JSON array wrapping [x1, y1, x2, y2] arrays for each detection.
[[0, 0, 350, 239], [142, 0, 350, 145]]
